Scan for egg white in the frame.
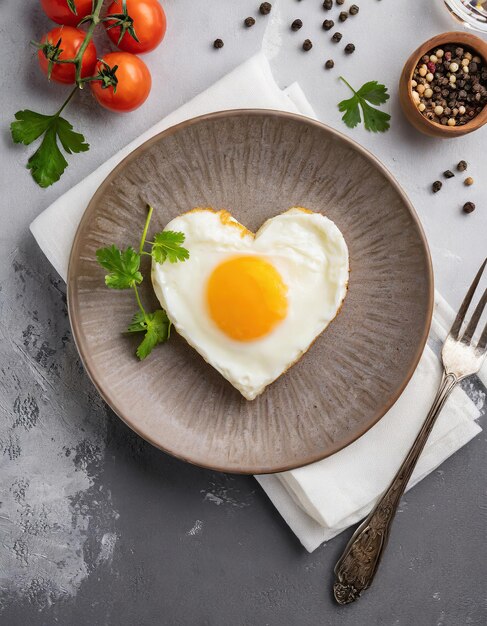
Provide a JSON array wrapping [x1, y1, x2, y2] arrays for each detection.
[[151, 208, 349, 400]]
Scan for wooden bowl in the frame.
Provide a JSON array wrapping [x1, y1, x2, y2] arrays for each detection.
[[399, 32, 487, 138]]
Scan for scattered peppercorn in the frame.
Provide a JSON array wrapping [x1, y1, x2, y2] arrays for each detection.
[[432, 180, 442, 193], [291, 19, 302, 31], [464, 176, 474, 186], [325, 59, 335, 69], [350, 4, 359, 15], [336, 0, 345, 4], [345, 43, 355, 54], [332, 32, 342, 43], [323, 19, 334, 30], [463, 201, 475, 213], [303, 39, 313, 51], [339, 11, 348, 21], [259, 2, 272, 15], [457, 159, 468, 171], [244, 17, 256, 27], [213, 38, 224, 49], [443, 170, 455, 178], [323, 0, 333, 9]]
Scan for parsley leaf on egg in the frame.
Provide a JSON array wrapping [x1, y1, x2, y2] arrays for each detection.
[[95, 205, 188, 361], [151, 231, 190, 264], [96, 245, 143, 289], [338, 78, 391, 133]]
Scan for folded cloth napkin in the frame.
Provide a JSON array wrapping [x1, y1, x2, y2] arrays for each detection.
[[30, 53, 485, 553]]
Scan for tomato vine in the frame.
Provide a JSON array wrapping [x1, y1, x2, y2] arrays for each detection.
[[11, 0, 162, 188]]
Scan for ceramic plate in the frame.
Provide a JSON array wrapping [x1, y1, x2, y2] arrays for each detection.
[[68, 110, 433, 474]]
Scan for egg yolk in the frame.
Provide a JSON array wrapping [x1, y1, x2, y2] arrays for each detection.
[[206, 255, 288, 341]]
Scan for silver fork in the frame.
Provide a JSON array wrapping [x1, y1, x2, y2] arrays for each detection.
[[333, 258, 487, 605]]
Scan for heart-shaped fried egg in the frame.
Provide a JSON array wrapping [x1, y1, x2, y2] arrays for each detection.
[[151, 208, 349, 400]]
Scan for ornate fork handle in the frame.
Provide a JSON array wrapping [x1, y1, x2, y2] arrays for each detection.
[[333, 370, 458, 605]]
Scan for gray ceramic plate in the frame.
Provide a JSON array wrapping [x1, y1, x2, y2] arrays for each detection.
[[68, 110, 433, 474]]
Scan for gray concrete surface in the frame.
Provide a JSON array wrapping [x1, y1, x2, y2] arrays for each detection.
[[1, 1, 486, 624]]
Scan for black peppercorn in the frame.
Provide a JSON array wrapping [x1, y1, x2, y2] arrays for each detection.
[[457, 160, 468, 172], [323, 0, 333, 9], [323, 19, 334, 30], [291, 19, 303, 31], [244, 17, 255, 27], [443, 170, 455, 179], [325, 59, 335, 69], [259, 2, 272, 15], [344, 43, 355, 54], [350, 4, 359, 15], [332, 32, 342, 43], [339, 11, 348, 21], [302, 39, 313, 51], [463, 201, 475, 213], [432, 181, 442, 193], [213, 38, 224, 49]]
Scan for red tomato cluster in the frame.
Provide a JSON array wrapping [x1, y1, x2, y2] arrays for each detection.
[[38, 0, 166, 112]]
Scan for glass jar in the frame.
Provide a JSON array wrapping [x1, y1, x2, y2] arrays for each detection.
[[444, 0, 487, 32]]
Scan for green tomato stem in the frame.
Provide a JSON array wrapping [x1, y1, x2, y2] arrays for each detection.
[[55, 86, 79, 117], [74, 0, 105, 85]]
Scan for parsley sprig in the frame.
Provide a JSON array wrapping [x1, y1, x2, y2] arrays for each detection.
[[338, 77, 391, 133], [151, 231, 190, 264], [96, 206, 189, 360], [11, 89, 89, 188]]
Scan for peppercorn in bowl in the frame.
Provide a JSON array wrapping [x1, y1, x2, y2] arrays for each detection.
[[399, 32, 487, 137]]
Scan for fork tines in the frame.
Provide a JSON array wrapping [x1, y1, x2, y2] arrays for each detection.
[[449, 258, 487, 349]]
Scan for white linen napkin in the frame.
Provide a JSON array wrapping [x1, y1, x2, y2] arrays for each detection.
[[30, 52, 485, 553]]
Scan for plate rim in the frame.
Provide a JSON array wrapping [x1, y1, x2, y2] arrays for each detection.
[[67, 108, 434, 475]]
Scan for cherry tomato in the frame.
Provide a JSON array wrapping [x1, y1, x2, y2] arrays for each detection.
[[105, 0, 166, 54], [40, 0, 93, 27], [90, 52, 152, 112], [37, 26, 97, 84]]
